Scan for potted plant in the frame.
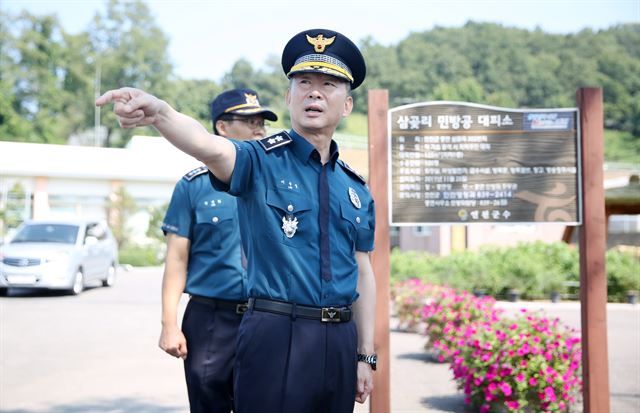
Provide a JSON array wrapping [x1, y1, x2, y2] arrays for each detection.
[[506, 288, 521, 302], [546, 275, 567, 304]]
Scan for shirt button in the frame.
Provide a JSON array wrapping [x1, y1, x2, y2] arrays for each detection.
[[212, 217, 219, 223], [287, 204, 294, 212], [356, 216, 361, 224]]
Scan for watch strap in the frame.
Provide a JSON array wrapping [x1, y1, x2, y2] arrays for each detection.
[[357, 353, 377, 370]]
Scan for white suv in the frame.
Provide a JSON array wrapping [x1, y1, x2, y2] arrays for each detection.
[[0, 219, 119, 295]]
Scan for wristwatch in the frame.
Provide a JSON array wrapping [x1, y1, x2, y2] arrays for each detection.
[[357, 353, 377, 371]]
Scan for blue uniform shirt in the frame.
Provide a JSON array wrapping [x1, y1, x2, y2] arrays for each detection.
[[212, 130, 375, 307], [162, 166, 246, 300]]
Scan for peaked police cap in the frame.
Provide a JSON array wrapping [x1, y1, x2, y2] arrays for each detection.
[[281, 29, 366, 90]]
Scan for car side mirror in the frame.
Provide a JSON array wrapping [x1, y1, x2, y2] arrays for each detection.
[[85, 236, 98, 246]]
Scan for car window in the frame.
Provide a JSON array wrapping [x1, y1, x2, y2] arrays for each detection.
[[11, 224, 80, 244]]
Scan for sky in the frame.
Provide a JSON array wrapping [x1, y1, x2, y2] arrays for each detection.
[[2, 0, 639, 81]]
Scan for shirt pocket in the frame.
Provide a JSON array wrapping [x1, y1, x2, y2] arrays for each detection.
[[265, 188, 313, 249], [193, 206, 236, 251], [339, 202, 370, 252]]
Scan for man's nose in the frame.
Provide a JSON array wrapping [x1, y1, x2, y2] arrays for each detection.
[[308, 89, 322, 99]]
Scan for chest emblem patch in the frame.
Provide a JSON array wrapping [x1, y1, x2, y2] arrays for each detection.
[[282, 215, 299, 238], [348, 187, 361, 209]]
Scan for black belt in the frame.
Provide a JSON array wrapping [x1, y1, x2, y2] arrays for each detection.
[[249, 297, 351, 323], [190, 295, 248, 314]]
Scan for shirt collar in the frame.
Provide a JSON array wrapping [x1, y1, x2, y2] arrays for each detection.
[[289, 129, 340, 169]]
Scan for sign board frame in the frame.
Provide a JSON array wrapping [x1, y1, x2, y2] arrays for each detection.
[[387, 101, 583, 226]]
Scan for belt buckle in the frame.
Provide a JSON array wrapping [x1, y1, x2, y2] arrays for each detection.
[[321, 307, 341, 322], [236, 303, 248, 314]]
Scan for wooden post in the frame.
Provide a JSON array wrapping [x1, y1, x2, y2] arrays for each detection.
[[577, 87, 610, 413], [367, 89, 390, 413]]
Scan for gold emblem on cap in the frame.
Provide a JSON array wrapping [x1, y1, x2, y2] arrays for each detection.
[[244, 93, 258, 105], [306, 34, 335, 53]]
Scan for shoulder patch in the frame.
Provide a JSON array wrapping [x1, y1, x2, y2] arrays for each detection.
[[338, 160, 366, 185], [182, 166, 208, 181], [258, 131, 292, 152]]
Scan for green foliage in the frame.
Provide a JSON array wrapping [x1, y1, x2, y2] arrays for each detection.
[[1, 4, 638, 158], [106, 186, 137, 248], [90, 0, 174, 147], [145, 202, 168, 243], [604, 129, 640, 163], [118, 244, 162, 266], [0, 182, 28, 236], [338, 112, 368, 135], [0, 0, 173, 147], [391, 242, 638, 302], [606, 246, 640, 301]]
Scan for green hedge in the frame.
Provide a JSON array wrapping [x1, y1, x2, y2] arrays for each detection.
[[390, 242, 638, 302], [118, 245, 163, 267]]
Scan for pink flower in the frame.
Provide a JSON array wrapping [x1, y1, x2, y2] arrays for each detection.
[[499, 382, 513, 396], [516, 373, 525, 382], [544, 386, 557, 402], [479, 404, 490, 413], [529, 377, 538, 386], [506, 400, 520, 410]]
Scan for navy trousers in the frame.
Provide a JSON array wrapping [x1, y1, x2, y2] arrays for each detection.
[[182, 298, 243, 413], [234, 308, 358, 413]]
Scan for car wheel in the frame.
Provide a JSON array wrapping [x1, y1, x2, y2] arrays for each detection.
[[0, 287, 8, 297], [102, 263, 116, 287], [69, 270, 84, 295]]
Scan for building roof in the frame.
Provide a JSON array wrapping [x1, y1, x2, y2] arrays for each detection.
[[0, 137, 201, 182]]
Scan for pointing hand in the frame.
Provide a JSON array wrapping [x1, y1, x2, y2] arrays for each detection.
[[95, 87, 164, 129]]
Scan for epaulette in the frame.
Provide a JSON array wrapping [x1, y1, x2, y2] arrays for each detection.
[[182, 166, 208, 181], [257, 131, 292, 152], [338, 159, 366, 185]]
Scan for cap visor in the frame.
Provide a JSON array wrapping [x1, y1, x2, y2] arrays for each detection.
[[288, 67, 351, 83], [230, 107, 278, 122]]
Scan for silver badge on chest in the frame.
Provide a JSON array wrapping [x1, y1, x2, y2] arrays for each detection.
[[348, 187, 361, 209], [282, 215, 298, 238]]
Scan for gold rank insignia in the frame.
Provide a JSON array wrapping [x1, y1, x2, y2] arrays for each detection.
[[306, 34, 335, 53], [244, 93, 258, 106]]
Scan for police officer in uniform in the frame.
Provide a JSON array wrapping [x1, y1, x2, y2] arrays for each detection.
[[158, 89, 277, 413], [97, 28, 377, 413]]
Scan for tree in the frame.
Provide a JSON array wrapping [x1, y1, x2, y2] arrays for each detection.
[[0, 182, 28, 237], [0, 11, 78, 144], [91, 0, 173, 147], [163, 79, 222, 131], [145, 202, 168, 244], [106, 186, 137, 248]]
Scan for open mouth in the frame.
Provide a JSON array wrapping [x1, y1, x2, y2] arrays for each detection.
[[305, 105, 323, 114]]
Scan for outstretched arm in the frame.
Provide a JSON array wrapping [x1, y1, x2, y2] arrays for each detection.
[[96, 87, 236, 184]]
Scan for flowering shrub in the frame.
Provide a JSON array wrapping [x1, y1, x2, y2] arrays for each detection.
[[451, 309, 582, 412], [392, 279, 441, 332], [421, 285, 501, 362], [392, 280, 583, 412]]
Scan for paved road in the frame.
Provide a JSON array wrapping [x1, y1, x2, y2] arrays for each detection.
[[1, 267, 638, 412]]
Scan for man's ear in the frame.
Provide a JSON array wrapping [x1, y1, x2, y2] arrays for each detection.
[[215, 120, 227, 136], [342, 95, 353, 117], [285, 87, 291, 106]]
